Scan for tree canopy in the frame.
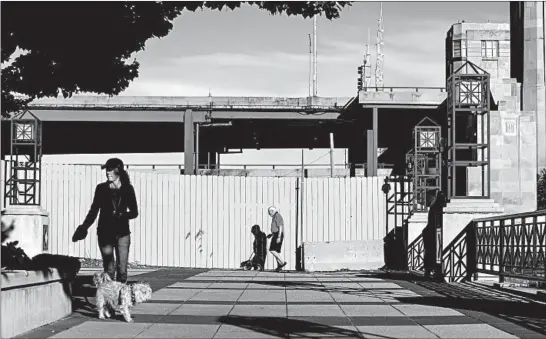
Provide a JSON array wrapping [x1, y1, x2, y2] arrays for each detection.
[[1, 1, 351, 117]]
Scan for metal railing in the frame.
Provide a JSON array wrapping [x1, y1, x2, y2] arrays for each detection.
[[61, 163, 395, 171], [362, 87, 446, 93], [408, 209, 546, 284]]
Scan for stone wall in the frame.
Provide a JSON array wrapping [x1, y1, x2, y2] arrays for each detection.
[[467, 78, 537, 213]]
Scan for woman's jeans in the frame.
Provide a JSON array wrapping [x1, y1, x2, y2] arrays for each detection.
[[98, 234, 131, 283]]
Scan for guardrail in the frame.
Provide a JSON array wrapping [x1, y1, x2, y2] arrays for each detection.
[[362, 87, 446, 93], [408, 208, 546, 284], [58, 163, 395, 171]]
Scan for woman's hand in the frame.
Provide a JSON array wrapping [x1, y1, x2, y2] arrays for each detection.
[[72, 225, 88, 242]]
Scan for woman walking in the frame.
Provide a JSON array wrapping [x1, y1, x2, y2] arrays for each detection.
[[72, 158, 139, 283]]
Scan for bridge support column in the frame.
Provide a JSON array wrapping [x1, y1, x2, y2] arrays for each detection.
[[366, 108, 379, 177], [184, 109, 195, 175]]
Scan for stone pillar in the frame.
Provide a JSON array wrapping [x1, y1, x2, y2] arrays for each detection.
[[406, 212, 428, 245], [184, 109, 195, 175], [1, 206, 50, 259], [522, 2, 546, 176]]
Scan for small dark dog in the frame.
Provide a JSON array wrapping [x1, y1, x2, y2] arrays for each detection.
[[240, 259, 254, 270]]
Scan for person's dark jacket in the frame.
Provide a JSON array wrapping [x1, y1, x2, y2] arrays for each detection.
[[81, 182, 139, 241], [253, 231, 267, 259]]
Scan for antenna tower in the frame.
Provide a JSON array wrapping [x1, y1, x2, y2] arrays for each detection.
[[374, 3, 384, 89], [363, 28, 372, 89], [312, 15, 318, 96]]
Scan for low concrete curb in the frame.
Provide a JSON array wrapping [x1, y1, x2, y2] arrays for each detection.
[[1, 269, 73, 338]]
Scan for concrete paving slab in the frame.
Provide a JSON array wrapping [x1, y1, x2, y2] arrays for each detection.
[[321, 282, 362, 289], [287, 325, 360, 338], [17, 268, 546, 339], [246, 282, 285, 290], [167, 282, 213, 289], [357, 282, 404, 289], [340, 305, 405, 317], [214, 325, 285, 339], [187, 276, 227, 281], [286, 290, 334, 302], [135, 323, 221, 338], [130, 303, 182, 315], [151, 288, 202, 301], [170, 304, 235, 316], [190, 290, 244, 302], [356, 325, 438, 338], [329, 293, 384, 304], [49, 321, 152, 338], [238, 290, 286, 302], [208, 282, 249, 289], [393, 304, 464, 317], [287, 305, 345, 317], [229, 305, 287, 317], [424, 324, 519, 338]]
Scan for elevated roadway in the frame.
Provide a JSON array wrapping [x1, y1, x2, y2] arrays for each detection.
[[2, 90, 446, 175], [25, 95, 354, 122]]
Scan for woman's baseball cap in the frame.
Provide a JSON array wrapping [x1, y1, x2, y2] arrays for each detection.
[[101, 158, 124, 170]]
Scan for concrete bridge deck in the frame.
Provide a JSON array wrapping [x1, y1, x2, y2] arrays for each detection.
[[359, 87, 447, 108], [23, 95, 354, 122]]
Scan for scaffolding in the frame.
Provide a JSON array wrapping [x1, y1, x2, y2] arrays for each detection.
[[446, 61, 490, 199], [4, 110, 43, 206]]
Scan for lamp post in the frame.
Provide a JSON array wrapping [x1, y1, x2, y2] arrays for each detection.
[[382, 180, 392, 236]]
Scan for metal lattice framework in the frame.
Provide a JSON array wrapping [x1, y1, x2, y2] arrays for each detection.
[[4, 110, 43, 206], [446, 61, 491, 199], [412, 117, 442, 213]]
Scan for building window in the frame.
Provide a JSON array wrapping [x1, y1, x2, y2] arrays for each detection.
[[481, 40, 499, 58], [453, 40, 467, 58]]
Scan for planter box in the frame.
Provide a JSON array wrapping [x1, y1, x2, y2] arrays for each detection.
[[1, 269, 73, 338]]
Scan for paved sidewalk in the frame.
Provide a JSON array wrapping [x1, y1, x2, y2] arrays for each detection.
[[17, 269, 546, 338]]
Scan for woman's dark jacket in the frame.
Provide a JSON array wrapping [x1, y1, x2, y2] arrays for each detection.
[[82, 182, 139, 241]]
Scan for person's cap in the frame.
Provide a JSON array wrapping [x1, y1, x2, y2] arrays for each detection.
[[101, 158, 124, 170]]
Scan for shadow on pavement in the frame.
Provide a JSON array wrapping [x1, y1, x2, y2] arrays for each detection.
[[219, 315, 368, 339], [399, 280, 546, 336], [256, 271, 546, 337]]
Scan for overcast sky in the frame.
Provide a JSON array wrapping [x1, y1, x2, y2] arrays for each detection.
[[45, 1, 510, 166], [120, 1, 509, 97]]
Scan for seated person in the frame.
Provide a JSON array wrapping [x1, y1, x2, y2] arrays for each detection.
[[251, 224, 267, 270]]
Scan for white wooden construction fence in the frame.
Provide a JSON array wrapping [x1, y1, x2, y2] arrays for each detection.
[[1, 162, 387, 271]]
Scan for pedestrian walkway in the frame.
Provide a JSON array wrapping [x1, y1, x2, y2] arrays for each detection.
[[16, 269, 546, 338]]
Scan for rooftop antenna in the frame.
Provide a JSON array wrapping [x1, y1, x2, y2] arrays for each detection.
[[308, 33, 312, 98], [374, 2, 384, 89], [364, 28, 372, 89], [312, 15, 318, 97]]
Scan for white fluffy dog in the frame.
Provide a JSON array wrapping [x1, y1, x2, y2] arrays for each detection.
[[92, 272, 152, 322]]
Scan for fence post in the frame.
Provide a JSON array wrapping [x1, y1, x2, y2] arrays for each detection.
[[465, 221, 477, 281], [499, 219, 504, 284]]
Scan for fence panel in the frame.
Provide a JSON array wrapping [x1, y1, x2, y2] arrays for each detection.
[[1, 161, 387, 271]]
